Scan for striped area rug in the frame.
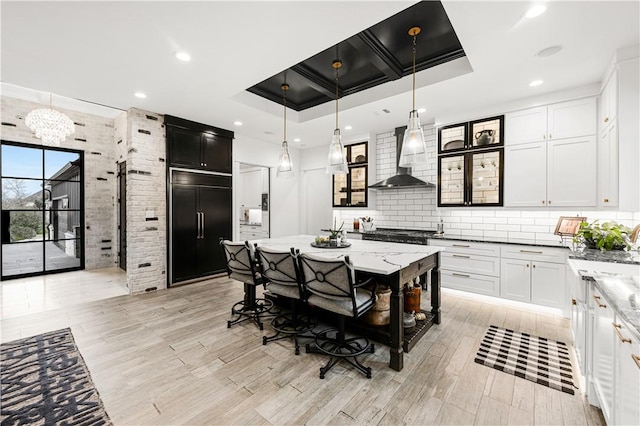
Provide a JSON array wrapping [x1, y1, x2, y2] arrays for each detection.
[[474, 325, 576, 395]]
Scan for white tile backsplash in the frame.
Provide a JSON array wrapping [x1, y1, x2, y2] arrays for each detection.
[[334, 126, 640, 240]]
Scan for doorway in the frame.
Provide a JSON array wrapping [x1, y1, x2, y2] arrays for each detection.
[[1, 141, 84, 280]]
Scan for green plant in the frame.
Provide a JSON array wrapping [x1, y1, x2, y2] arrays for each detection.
[[573, 220, 632, 251], [329, 219, 344, 238]]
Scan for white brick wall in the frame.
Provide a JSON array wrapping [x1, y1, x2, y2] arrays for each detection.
[[1, 96, 117, 270], [335, 123, 640, 242]]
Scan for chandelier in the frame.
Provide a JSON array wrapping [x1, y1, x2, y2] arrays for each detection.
[[25, 94, 75, 147]]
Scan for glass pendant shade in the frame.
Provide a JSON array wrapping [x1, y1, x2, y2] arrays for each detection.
[[326, 128, 349, 174], [276, 140, 294, 178], [398, 110, 428, 167], [25, 107, 75, 147]]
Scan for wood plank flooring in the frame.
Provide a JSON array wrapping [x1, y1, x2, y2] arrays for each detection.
[[0, 271, 605, 425]]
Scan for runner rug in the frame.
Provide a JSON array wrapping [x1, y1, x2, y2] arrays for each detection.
[[1, 328, 111, 425], [474, 324, 576, 395]]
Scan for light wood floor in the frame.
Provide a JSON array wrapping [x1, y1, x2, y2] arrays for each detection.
[[0, 272, 604, 426]]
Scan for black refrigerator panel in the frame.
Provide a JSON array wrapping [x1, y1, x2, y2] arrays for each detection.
[[197, 186, 232, 275], [171, 185, 199, 282]]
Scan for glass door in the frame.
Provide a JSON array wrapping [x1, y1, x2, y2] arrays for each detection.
[[438, 154, 466, 206], [470, 149, 503, 206], [1, 142, 84, 280]]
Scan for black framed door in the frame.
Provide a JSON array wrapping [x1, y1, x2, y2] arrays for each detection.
[[1, 141, 85, 280]]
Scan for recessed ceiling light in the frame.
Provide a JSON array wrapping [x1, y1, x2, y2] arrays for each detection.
[[233, 121, 242, 126], [134, 92, 147, 99], [175, 51, 191, 62], [525, 4, 547, 19], [345, 125, 352, 130], [529, 79, 544, 87], [417, 108, 426, 113], [536, 45, 563, 58], [293, 138, 301, 142]]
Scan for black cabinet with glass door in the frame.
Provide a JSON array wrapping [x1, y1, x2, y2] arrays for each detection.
[[437, 148, 504, 207], [332, 142, 368, 208]]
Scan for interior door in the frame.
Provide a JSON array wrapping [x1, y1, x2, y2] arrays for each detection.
[[171, 185, 198, 282], [198, 186, 231, 275]]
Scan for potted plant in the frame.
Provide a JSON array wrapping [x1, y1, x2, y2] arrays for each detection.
[[328, 219, 344, 246], [573, 220, 632, 251]]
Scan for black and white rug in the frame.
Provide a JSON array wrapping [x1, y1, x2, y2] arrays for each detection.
[[1, 328, 112, 425], [475, 325, 576, 395]]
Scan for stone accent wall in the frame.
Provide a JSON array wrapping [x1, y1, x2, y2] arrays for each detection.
[[122, 108, 167, 293], [1, 96, 117, 269]]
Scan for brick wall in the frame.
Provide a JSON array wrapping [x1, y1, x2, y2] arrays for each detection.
[[334, 124, 640, 242], [1, 96, 117, 269]]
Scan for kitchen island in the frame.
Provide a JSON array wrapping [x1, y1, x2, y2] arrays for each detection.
[[250, 235, 444, 371]]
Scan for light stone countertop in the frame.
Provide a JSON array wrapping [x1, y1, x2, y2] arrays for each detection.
[[250, 235, 443, 276], [589, 274, 640, 341]]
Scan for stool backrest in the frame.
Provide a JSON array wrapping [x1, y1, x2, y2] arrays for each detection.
[[255, 246, 302, 298], [298, 253, 356, 303], [219, 239, 257, 283]]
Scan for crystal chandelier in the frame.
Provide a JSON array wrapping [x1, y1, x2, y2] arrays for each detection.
[[276, 83, 294, 179], [398, 27, 428, 167], [326, 57, 349, 175], [25, 94, 75, 147]]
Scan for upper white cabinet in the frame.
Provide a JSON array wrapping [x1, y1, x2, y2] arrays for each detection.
[[504, 97, 597, 207], [598, 120, 619, 206], [505, 136, 596, 207], [599, 71, 618, 127], [505, 98, 596, 145]]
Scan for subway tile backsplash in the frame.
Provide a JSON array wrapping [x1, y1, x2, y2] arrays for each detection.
[[334, 125, 640, 242]]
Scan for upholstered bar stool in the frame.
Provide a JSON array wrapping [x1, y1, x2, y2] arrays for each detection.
[[254, 245, 316, 355], [298, 253, 376, 379], [219, 238, 273, 330]]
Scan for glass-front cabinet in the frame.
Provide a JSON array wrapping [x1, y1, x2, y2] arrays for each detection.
[[332, 142, 368, 208], [438, 149, 503, 207]]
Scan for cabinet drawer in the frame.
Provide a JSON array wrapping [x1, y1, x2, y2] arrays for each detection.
[[429, 239, 500, 257], [501, 245, 566, 263], [400, 257, 437, 284], [440, 252, 500, 277], [440, 270, 500, 297]]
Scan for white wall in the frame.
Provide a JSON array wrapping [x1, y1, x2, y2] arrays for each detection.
[[233, 135, 300, 238]]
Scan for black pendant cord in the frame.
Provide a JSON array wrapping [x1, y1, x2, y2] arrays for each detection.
[[335, 64, 339, 130], [412, 32, 416, 112], [281, 83, 289, 143]]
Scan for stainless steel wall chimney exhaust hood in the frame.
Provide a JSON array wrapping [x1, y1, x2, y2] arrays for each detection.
[[369, 126, 435, 190]]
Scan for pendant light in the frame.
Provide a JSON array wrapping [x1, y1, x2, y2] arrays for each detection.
[[25, 94, 75, 147], [398, 26, 428, 168], [276, 83, 294, 179], [326, 57, 349, 175]]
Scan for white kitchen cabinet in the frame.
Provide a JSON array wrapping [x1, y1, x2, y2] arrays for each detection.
[[546, 136, 597, 207], [500, 246, 566, 309], [505, 97, 596, 145], [599, 71, 618, 128], [614, 318, 640, 426], [591, 286, 615, 424], [598, 120, 619, 207], [505, 136, 596, 207], [429, 240, 500, 297]]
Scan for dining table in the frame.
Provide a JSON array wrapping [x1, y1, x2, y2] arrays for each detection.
[[250, 234, 444, 371]]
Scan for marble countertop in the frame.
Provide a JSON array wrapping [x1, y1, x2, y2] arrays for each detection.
[[429, 234, 568, 248], [589, 273, 640, 340], [251, 235, 443, 275], [568, 248, 640, 265]]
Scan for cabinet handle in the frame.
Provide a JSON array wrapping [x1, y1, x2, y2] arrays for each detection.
[[543, 134, 546, 140], [612, 323, 633, 344], [452, 254, 470, 258], [452, 273, 470, 278], [548, 200, 552, 205], [593, 295, 606, 308], [526, 263, 529, 268], [196, 212, 202, 239], [532, 264, 536, 268], [549, 133, 552, 139], [452, 244, 470, 248], [633, 354, 640, 370], [201, 212, 205, 239], [604, 117, 609, 123], [603, 198, 609, 203], [520, 249, 543, 254], [541, 200, 546, 204], [571, 298, 577, 306]]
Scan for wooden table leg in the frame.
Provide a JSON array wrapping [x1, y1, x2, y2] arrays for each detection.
[[388, 271, 403, 371], [430, 254, 441, 324]]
